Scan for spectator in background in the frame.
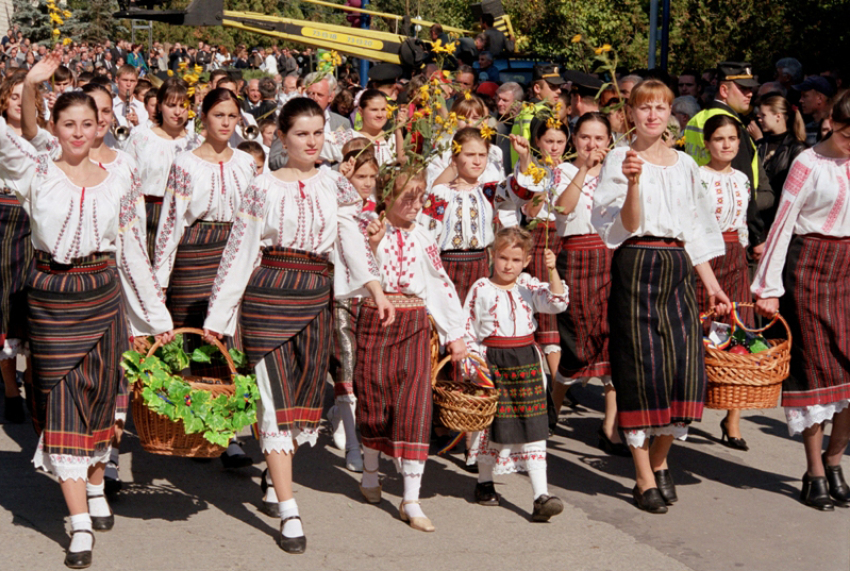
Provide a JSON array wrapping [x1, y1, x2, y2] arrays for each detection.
[[242, 78, 263, 116], [478, 52, 498, 84], [677, 69, 701, 99], [430, 23, 450, 46], [264, 46, 279, 76], [127, 43, 149, 74], [775, 57, 804, 96], [795, 75, 836, 146], [757, 81, 785, 97], [618, 74, 642, 101], [672, 95, 700, 132], [279, 73, 299, 105], [455, 64, 477, 96], [480, 13, 508, 57]]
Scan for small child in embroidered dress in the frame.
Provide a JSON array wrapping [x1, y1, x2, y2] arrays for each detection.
[[463, 227, 569, 522]]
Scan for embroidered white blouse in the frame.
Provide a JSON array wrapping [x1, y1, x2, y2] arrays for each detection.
[[425, 143, 505, 190], [592, 147, 725, 266], [418, 181, 498, 251], [347, 130, 398, 167], [124, 125, 201, 198], [153, 149, 256, 287], [463, 274, 568, 358], [203, 167, 380, 336], [373, 222, 466, 344], [513, 162, 601, 236], [699, 166, 750, 247], [0, 118, 172, 337], [752, 149, 850, 298]]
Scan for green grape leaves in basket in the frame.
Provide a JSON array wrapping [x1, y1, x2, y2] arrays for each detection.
[[121, 335, 258, 448]]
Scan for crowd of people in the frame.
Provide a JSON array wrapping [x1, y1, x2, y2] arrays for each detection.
[[0, 18, 849, 569]]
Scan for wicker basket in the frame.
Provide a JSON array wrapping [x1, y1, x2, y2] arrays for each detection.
[[432, 353, 499, 432], [703, 303, 791, 410], [131, 327, 238, 457]]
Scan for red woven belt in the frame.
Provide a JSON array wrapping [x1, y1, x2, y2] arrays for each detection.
[[483, 334, 536, 348]]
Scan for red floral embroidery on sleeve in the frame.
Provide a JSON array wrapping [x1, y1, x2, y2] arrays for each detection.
[[422, 193, 448, 221]]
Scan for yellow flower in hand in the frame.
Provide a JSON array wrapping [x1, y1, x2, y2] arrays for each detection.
[[543, 154, 554, 167]]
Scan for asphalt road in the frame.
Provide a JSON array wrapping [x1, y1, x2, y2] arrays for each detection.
[[2, 381, 849, 571]]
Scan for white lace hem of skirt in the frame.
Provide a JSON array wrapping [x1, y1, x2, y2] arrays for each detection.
[[624, 423, 688, 449], [785, 399, 850, 436], [259, 428, 320, 455], [32, 435, 112, 482], [468, 431, 546, 475]]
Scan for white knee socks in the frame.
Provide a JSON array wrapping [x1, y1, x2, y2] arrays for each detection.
[[279, 498, 303, 538], [529, 468, 548, 500], [477, 461, 495, 484], [401, 459, 426, 519], [263, 470, 278, 503], [361, 447, 381, 488], [86, 482, 110, 517], [338, 397, 359, 452], [69, 513, 93, 552]]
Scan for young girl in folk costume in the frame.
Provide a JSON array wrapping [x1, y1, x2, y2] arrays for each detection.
[[23, 54, 149, 493], [0, 70, 44, 423], [753, 92, 850, 511], [464, 227, 568, 521], [153, 87, 257, 468], [427, 96, 506, 190], [419, 127, 499, 304], [0, 92, 173, 569], [358, 166, 467, 532], [347, 89, 405, 167], [592, 80, 730, 514], [516, 113, 627, 456], [124, 77, 201, 258], [203, 97, 393, 553], [697, 114, 754, 452], [509, 120, 571, 384], [327, 139, 380, 472]]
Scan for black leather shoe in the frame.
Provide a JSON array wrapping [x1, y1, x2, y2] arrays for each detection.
[[822, 454, 850, 507], [4, 395, 25, 423], [531, 495, 564, 522], [598, 426, 631, 457], [259, 468, 280, 517], [64, 530, 94, 569], [474, 481, 500, 506], [278, 517, 306, 554], [632, 486, 668, 514], [800, 473, 835, 511], [720, 419, 749, 451], [87, 495, 114, 531], [653, 469, 678, 505], [221, 448, 253, 469]]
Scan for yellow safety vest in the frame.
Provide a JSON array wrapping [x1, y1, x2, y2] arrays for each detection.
[[684, 106, 759, 188]]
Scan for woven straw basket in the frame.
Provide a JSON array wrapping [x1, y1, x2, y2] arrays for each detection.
[[132, 327, 237, 457], [703, 303, 791, 410], [431, 353, 499, 432]]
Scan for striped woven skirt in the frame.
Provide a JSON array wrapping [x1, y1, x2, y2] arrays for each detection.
[[556, 234, 612, 380], [354, 294, 432, 462], [144, 197, 163, 262], [440, 249, 489, 305], [331, 297, 360, 400], [695, 232, 753, 326], [609, 238, 706, 430], [241, 248, 332, 445], [166, 220, 236, 378], [528, 221, 562, 348], [28, 252, 126, 479], [0, 194, 32, 348], [780, 234, 850, 408]]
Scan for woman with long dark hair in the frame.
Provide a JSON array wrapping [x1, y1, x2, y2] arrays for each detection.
[[753, 91, 850, 510], [203, 97, 392, 553], [0, 90, 172, 568]]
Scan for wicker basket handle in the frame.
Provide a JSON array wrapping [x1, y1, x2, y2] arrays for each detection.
[[702, 302, 793, 344], [144, 327, 238, 375], [432, 353, 490, 388]]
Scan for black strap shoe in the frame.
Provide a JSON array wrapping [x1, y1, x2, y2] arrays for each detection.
[[531, 494, 564, 522], [87, 495, 114, 531], [720, 419, 749, 451], [259, 469, 280, 517], [800, 473, 835, 511], [822, 454, 850, 507], [474, 481, 500, 506], [278, 516, 306, 554], [632, 486, 668, 514], [598, 426, 631, 457], [64, 530, 94, 569], [653, 469, 678, 504]]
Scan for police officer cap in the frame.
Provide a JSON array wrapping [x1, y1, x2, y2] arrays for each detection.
[[562, 69, 604, 96], [368, 63, 404, 84], [532, 64, 566, 86], [716, 62, 759, 88]]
